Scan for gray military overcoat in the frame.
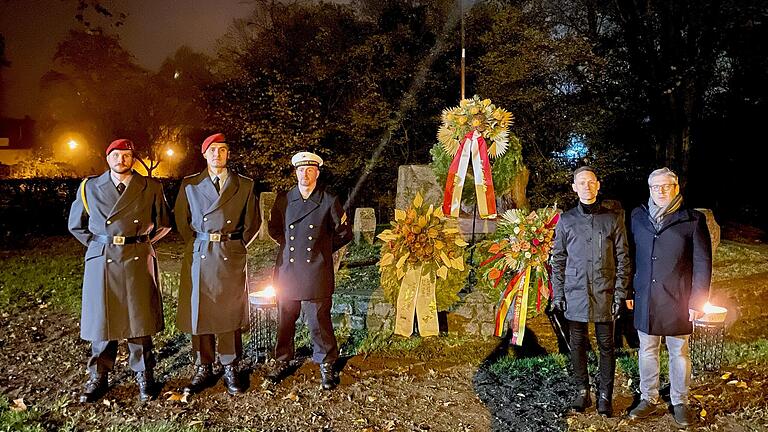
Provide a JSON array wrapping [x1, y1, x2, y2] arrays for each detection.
[[174, 170, 260, 335], [68, 170, 172, 341]]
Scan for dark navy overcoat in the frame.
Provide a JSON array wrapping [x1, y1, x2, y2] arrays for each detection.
[[268, 186, 353, 300], [630, 205, 712, 336]]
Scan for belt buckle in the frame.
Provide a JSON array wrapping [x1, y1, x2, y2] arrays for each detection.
[[112, 235, 126, 245], [209, 233, 222, 242]]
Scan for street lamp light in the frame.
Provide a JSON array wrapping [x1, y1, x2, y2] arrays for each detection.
[[165, 148, 174, 157], [68, 139, 78, 150]]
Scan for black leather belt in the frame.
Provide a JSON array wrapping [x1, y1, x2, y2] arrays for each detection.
[[92, 234, 150, 245], [195, 231, 243, 242]]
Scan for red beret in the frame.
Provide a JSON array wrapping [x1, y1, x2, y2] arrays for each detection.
[[106, 139, 134, 155], [202, 133, 226, 153]]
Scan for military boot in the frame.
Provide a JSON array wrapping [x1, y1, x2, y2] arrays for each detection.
[[79, 371, 108, 403], [319, 363, 337, 390], [135, 370, 155, 402], [184, 364, 214, 394], [222, 363, 244, 395], [570, 388, 592, 412]]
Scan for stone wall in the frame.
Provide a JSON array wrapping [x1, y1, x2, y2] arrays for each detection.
[[330, 287, 497, 337]]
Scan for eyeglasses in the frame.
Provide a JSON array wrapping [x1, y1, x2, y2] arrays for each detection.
[[649, 184, 677, 193]]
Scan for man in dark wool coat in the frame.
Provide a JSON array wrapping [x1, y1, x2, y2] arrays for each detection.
[[551, 166, 631, 417], [267, 151, 353, 390], [175, 133, 260, 396], [628, 167, 711, 428], [68, 139, 172, 403]]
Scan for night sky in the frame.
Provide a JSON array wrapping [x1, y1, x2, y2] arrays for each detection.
[[0, 0, 255, 118]]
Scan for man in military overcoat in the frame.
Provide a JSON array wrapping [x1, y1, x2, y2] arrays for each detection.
[[268, 151, 353, 390], [68, 138, 172, 403], [175, 133, 260, 395]]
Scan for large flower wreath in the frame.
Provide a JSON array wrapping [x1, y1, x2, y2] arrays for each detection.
[[430, 95, 522, 218], [378, 193, 470, 336], [475, 207, 560, 345]]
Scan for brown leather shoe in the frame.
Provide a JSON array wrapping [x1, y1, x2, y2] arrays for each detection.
[[184, 364, 214, 394], [135, 370, 155, 402], [222, 364, 244, 395], [79, 372, 108, 403]]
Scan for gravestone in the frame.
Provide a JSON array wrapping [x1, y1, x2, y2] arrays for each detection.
[[353, 207, 376, 244], [396, 165, 443, 210], [694, 208, 721, 254], [257, 192, 276, 241]]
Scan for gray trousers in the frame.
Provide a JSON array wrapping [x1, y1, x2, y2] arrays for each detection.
[[638, 330, 691, 406], [275, 297, 338, 364], [88, 336, 154, 374], [191, 329, 242, 366]]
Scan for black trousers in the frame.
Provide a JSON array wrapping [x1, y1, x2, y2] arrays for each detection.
[[88, 336, 154, 374], [191, 329, 242, 366], [569, 320, 615, 398], [275, 297, 338, 364]]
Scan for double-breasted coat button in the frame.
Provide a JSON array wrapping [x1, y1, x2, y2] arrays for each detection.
[[289, 258, 295, 263], [290, 236, 295, 240], [226, 220, 232, 224], [290, 224, 294, 229], [134, 256, 139, 260], [306, 259, 310, 263], [308, 236, 313, 240], [224, 257, 228, 261], [652, 279, 656, 283], [309, 224, 314, 229], [290, 247, 295, 251], [307, 247, 311, 251], [133, 219, 139, 223], [107, 259, 113, 263], [201, 255, 206, 259], [203, 217, 208, 221], [106, 220, 112, 225]]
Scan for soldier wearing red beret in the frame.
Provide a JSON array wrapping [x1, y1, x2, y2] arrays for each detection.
[[68, 139, 172, 403], [175, 133, 260, 396]]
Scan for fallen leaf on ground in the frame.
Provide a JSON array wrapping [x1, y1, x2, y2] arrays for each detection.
[[736, 381, 748, 389], [102, 399, 111, 407], [721, 372, 732, 380], [284, 392, 299, 402], [726, 379, 738, 385], [700, 409, 707, 417], [10, 398, 27, 412]]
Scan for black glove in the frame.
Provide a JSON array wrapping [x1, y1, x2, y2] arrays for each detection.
[[551, 298, 567, 313], [611, 298, 623, 320]]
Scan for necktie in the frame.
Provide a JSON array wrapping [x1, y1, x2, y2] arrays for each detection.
[[116, 183, 126, 195], [213, 176, 220, 193]]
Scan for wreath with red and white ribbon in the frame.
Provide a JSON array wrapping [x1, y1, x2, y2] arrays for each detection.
[[436, 95, 515, 219]]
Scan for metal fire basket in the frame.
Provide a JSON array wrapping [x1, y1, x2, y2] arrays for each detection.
[[247, 289, 278, 365], [691, 304, 727, 374]]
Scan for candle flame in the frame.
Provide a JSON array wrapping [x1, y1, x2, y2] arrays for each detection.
[[702, 301, 727, 314], [257, 285, 276, 298]]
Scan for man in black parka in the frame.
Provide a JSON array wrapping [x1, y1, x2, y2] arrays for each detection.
[[267, 151, 353, 389], [628, 168, 711, 427], [551, 166, 631, 417]]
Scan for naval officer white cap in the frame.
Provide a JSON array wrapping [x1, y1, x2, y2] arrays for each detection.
[[291, 151, 323, 168]]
